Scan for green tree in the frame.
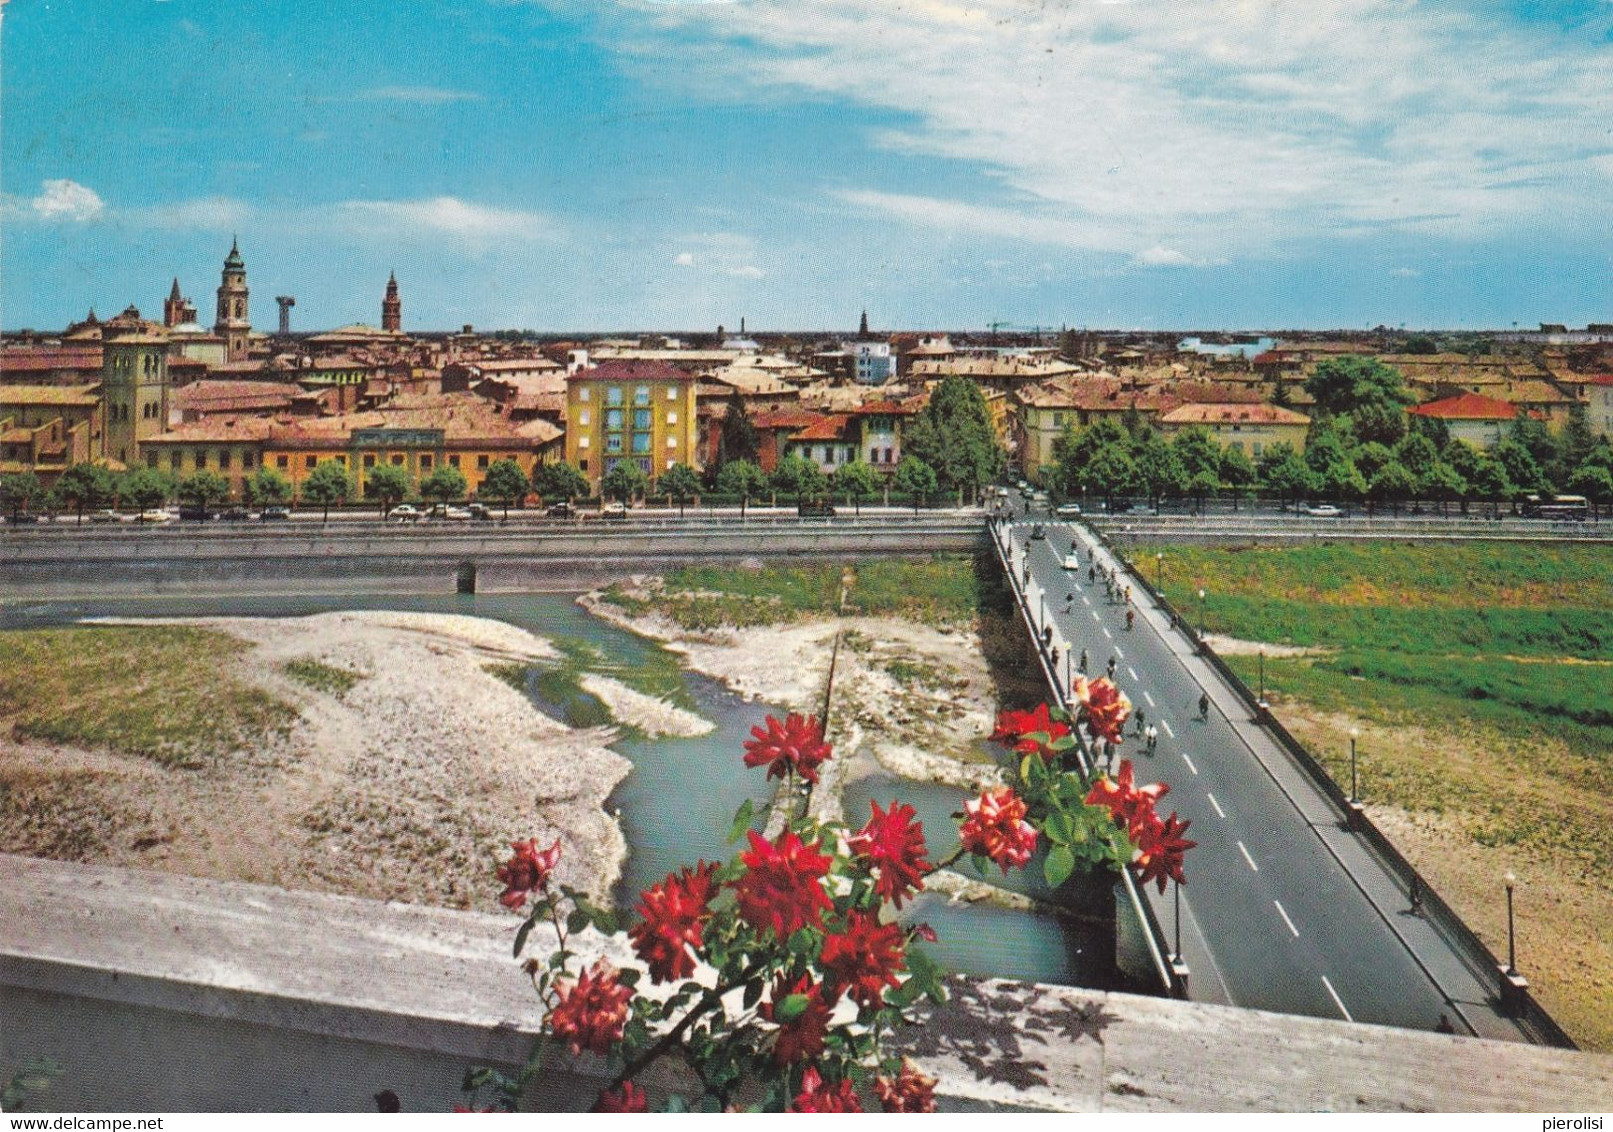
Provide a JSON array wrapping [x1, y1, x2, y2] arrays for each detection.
[[533, 461, 589, 505], [1261, 449, 1315, 507], [1423, 461, 1467, 516], [901, 374, 1004, 502], [1493, 437, 1545, 497], [658, 462, 701, 518], [716, 458, 769, 516], [1085, 444, 1139, 510], [1318, 457, 1367, 505], [1393, 431, 1439, 493], [122, 468, 173, 513], [421, 464, 469, 509], [891, 455, 939, 514], [365, 463, 411, 514], [1353, 441, 1393, 481], [1171, 427, 1221, 481], [1132, 430, 1188, 508], [601, 459, 649, 504], [1350, 402, 1407, 447], [178, 469, 230, 511], [1402, 334, 1439, 355], [771, 453, 825, 503], [1303, 355, 1412, 417], [301, 460, 353, 522], [717, 391, 760, 467], [1407, 412, 1450, 450], [479, 459, 530, 521], [833, 459, 878, 516], [1469, 454, 1515, 518], [0, 472, 42, 520], [1366, 460, 1415, 515], [1506, 417, 1559, 488], [1557, 404, 1598, 482], [1218, 445, 1256, 511], [244, 467, 292, 508], [54, 463, 114, 523], [1568, 463, 1613, 519]]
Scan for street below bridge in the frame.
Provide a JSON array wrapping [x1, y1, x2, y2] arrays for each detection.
[[999, 516, 1536, 1043]]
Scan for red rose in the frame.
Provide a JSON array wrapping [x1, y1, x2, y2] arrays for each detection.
[[549, 959, 634, 1056], [628, 861, 717, 983], [875, 1060, 939, 1113], [791, 1066, 862, 1113], [734, 829, 834, 941], [496, 836, 561, 911], [592, 1080, 649, 1113], [1132, 811, 1196, 893], [820, 910, 907, 1010], [1085, 759, 1168, 840], [958, 786, 1038, 874], [1073, 676, 1132, 746], [742, 712, 833, 784], [848, 799, 932, 909], [759, 972, 832, 1064]]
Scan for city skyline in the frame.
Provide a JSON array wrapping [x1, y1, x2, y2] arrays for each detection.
[[4, 1, 1613, 333]]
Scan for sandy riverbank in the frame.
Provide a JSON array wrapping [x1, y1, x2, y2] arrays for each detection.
[[1, 611, 636, 909]]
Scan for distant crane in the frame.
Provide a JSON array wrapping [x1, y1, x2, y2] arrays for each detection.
[[276, 295, 296, 336]]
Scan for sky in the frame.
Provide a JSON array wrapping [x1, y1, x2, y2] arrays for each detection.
[[3, 0, 1612, 333]]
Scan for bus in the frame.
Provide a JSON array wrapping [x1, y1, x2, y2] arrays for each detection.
[[1521, 494, 1589, 521]]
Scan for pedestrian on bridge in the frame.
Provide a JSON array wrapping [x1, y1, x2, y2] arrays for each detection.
[[1064, 592, 1075, 613], [1107, 656, 1117, 679], [1144, 725, 1158, 754], [1124, 585, 1132, 605], [1126, 608, 1135, 632], [1049, 645, 1059, 672], [1198, 692, 1210, 722], [1088, 565, 1096, 584], [1079, 648, 1088, 674], [1133, 708, 1146, 737]]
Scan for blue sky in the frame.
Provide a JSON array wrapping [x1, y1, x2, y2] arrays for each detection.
[[4, 0, 1612, 333]]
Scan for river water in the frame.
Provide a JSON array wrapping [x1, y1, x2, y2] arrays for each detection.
[[1, 591, 1123, 990]]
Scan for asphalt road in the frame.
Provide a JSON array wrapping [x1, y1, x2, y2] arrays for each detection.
[[1000, 517, 1533, 1041]]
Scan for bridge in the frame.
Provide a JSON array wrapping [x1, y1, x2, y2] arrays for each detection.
[[989, 513, 1572, 1046]]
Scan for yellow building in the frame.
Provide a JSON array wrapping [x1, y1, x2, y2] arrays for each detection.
[[0, 385, 104, 481], [137, 419, 275, 498], [100, 332, 172, 468], [564, 361, 701, 492], [1155, 403, 1311, 458]]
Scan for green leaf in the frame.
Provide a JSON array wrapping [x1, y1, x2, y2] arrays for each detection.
[[1044, 846, 1076, 889], [728, 798, 756, 843], [742, 977, 765, 1010], [617, 967, 641, 988], [775, 993, 810, 1022], [664, 1094, 690, 1114], [513, 918, 535, 959], [565, 909, 590, 936], [787, 927, 818, 956]]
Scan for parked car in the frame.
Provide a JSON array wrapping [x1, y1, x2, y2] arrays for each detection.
[[4, 513, 44, 524], [1030, 523, 1046, 540], [1303, 504, 1343, 517], [546, 501, 575, 518], [218, 507, 250, 522], [260, 506, 292, 521], [178, 504, 214, 522], [87, 509, 121, 524], [387, 504, 422, 521], [797, 499, 836, 517], [601, 501, 628, 519], [1062, 554, 1082, 570], [137, 509, 172, 524], [426, 503, 472, 520], [1055, 503, 1083, 518], [466, 503, 493, 520]]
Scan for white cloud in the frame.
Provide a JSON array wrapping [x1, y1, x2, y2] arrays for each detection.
[[674, 251, 696, 266], [587, 0, 1613, 260], [333, 197, 557, 247], [1133, 246, 1198, 268], [726, 264, 764, 279], [30, 179, 105, 223], [353, 86, 483, 104], [1390, 266, 1422, 278], [125, 197, 252, 230]]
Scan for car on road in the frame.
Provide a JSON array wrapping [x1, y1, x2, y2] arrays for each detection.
[[4, 513, 44, 524], [601, 501, 628, 519], [87, 509, 121, 524], [179, 504, 214, 522], [1062, 554, 1082, 570], [546, 501, 575, 518], [137, 509, 172, 524], [1055, 503, 1082, 518], [797, 499, 836, 517], [1102, 500, 1134, 514], [1303, 504, 1343, 517], [1029, 523, 1046, 540], [386, 504, 422, 521], [466, 503, 493, 520], [426, 504, 472, 521], [218, 507, 250, 522], [260, 506, 292, 521]]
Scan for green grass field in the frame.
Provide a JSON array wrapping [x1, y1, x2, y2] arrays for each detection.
[[0, 626, 297, 767]]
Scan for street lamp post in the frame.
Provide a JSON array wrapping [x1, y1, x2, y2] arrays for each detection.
[[1197, 588, 1207, 635], [1155, 552, 1164, 594], [1505, 871, 1517, 975], [1173, 877, 1182, 962], [1258, 649, 1265, 702], [1349, 727, 1360, 803]]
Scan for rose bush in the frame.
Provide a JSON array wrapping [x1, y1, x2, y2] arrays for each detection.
[[467, 688, 1191, 1113]]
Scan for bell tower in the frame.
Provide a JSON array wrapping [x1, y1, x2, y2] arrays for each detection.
[[215, 237, 251, 362], [382, 271, 401, 332]]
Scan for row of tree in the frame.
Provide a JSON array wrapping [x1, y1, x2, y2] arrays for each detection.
[[1047, 357, 1613, 513]]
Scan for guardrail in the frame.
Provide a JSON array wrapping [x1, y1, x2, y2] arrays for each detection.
[[1090, 515, 1611, 543], [986, 517, 1180, 1000], [1080, 518, 1577, 1048]]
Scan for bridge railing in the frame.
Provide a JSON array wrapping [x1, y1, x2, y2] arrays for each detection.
[[987, 517, 1181, 1000], [1080, 518, 1577, 1049]]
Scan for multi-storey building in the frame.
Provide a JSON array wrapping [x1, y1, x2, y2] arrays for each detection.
[[214, 240, 251, 363], [564, 361, 700, 492], [100, 332, 171, 469]]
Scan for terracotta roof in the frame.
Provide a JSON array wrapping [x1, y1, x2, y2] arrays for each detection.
[[569, 360, 692, 384], [792, 414, 852, 441], [1407, 393, 1518, 421], [0, 384, 102, 407], [172, 381, 298, 413], [752, 409, 823, 431], [850, 399, 916, 416], [143, 418, 280, 444], [0, 349, 102, 373], [1158, 403, 1311, 426]]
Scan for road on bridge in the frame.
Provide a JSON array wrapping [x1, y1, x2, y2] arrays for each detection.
[[1000, 517, 1533, 1042]]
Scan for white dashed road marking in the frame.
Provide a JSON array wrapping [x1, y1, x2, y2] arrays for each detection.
[[1143, 691, 1155, 707], [1274, 900, 1300, 938], [1113, 646, 1125, 660], [1237, 841, 1259, 872], [1181, 753, 1198, 775], [1161, 720, 1174, 738], [1127, 666, 1140, 681], [1102, 627, 1112, 640], [1206, 792, 1225, 818], [1091, 611, 1101, 623], [1322, 976, 1353, 1022]]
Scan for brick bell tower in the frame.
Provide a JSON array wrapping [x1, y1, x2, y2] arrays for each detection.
[[382, 271, 401, 332], [215, 237, 251, 362]]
